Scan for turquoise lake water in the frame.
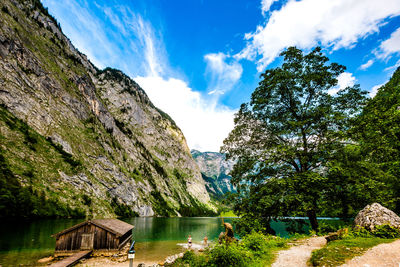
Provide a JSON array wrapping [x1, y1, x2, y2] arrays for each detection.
[[0, 217, 343, 266]]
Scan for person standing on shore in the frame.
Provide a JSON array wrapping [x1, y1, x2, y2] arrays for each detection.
[[188, 235, 192, 249], [203, 236, 208, 247]]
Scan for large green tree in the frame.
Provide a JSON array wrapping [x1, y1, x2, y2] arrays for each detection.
[[221, 47, 366, 231]]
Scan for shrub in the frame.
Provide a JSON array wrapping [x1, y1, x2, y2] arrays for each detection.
[[179, 250, 208, 267], [233, 216, 275, 236], [372, 224, 400, 238], [240, 231, 268, 256], [207, 244, 253, 267]]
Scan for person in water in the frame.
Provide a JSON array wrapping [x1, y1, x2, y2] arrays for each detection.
[[188, 235, 192, 249]]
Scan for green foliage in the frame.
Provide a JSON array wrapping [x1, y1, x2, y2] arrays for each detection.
[[170, 232, 287, 267], [0, 149, 84, 218], [221, 47, 367, 230], [317, 220, 348, 235], [351, 224, 400, 239], [207, 244, 252, 267], [349, 67, 400, 213], [150, 190, 176, 216], [373, 224, 400, 238], [177, 250, 208, 267], [233, 215, 276, 236], [110, 197, 139, 218], [46, 137, 82, 170], [240, 231, 286, 257]]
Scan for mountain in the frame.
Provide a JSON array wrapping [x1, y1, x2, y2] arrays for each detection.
[[191, 150, 236, 198], [0, 0, 215, 218]]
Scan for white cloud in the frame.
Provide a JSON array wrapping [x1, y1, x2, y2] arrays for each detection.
[[135, 76, 236, 152], [369, 83, 385, 98], [375, 27, 400, 60], [360, 59, 374, 70], [237, 0, 400, 71], [204, 53, 243, 95], [261, 0, 279, 15], [384, 59, 400, 72], [328, 72, 356, 95]]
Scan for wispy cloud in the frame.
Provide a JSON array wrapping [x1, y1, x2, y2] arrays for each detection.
[[360, 59, 374, 70], [261, 0, 279, 15], [204, 53, 243, 95], [237, 0, 400, 71], [374, 27, 400, 60]]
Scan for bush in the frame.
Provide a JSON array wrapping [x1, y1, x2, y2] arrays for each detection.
[[372, 224, 400, 238], [318, 220, 341, 234], [233, 216, 275, 237], [169, 232, 288, 267], [178, 250, 208, 267], [207, 244, 252, 267]]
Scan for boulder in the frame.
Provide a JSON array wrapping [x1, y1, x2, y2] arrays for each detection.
[[354, 203, 400, 230]]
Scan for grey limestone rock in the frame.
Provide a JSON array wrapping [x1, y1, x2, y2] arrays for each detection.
[[354, 203, 400, 230]]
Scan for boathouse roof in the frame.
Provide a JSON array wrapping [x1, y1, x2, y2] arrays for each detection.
[[53, 218, 133, 238]]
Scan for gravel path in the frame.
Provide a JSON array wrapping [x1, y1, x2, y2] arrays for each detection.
[[340, 239, 400, 267], [272, 236, 327, 267]]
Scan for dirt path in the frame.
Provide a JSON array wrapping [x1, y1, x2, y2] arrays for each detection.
[[272, 236, 326, 267], [340, 239, 400, 267]]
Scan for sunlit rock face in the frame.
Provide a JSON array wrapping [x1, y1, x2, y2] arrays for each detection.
[[0, 0, 213, 217]]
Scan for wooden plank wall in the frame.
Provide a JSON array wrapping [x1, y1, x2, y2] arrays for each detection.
[[55, 224, 120, 251]]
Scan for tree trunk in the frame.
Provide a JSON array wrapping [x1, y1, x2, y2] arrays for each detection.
[[265, 219, 276, 235], [307, 210, 319, 232]]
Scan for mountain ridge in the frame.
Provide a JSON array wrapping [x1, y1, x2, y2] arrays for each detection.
[[191, 149, 236, 198], [0, 0, 214, 218]]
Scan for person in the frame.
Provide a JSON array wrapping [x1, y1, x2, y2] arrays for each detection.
[[203, 235, 208, 247], [187, 235, 192, 249]]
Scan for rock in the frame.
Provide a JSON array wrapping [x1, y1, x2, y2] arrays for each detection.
[[137, 263, 146, 267], [0, 0, 216, 218], [354, 203, 400, 230], [37, 256, 53, 263], [191, 150, 236, 198], [164, 252, 184, 265], [325, 228, 349, 243]]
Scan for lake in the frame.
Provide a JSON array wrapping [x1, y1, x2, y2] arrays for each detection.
[[0, 217, 343, 266]]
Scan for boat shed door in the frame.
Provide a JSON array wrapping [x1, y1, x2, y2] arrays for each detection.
[[81, 233, 94, 250]]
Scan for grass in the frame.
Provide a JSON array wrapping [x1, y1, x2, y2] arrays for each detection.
[[219, 210, 237, 217], [310, 237, 396, 266]]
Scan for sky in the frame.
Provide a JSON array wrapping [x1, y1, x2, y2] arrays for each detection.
[[41, 0, 400, 152]]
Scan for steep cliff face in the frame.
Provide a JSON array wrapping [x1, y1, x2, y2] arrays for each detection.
[[191, 150, 236, 198], [0, 0, 213, 218]]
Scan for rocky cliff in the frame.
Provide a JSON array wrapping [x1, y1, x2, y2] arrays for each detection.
[[0, 0, 214, 218], [191, 150, 236, 199]]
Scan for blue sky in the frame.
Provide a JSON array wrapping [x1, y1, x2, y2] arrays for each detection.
[[41, 0, 400, 152]]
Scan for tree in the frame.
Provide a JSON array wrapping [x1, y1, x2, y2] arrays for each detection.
[[221, 47, 367, 231], [351, 67, 400, 213]]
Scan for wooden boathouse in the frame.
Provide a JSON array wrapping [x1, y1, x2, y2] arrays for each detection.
[[52, 218, 133, 257]]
